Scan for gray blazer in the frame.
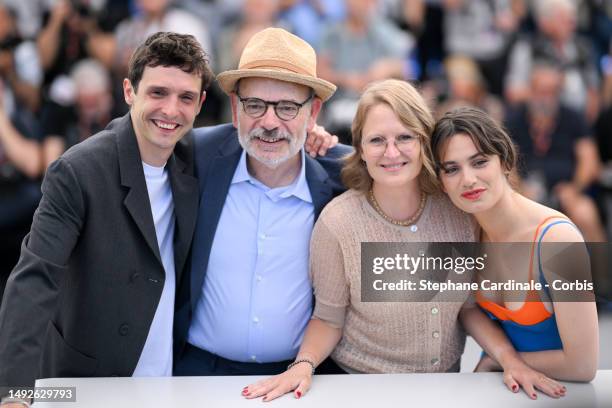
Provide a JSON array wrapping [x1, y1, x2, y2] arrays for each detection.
[[0, 114, 198, 389]]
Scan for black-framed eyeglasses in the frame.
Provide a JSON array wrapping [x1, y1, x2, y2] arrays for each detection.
[[236, 92, 313, 121]]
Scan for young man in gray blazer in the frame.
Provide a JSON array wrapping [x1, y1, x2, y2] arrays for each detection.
[[0, 32, 213, 406]]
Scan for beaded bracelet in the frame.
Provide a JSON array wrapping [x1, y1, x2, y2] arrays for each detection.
[[287, 358, 316, 375]]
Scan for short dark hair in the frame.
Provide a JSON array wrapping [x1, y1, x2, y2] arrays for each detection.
[[128, 32, 214, 94], [432, 107, 518, 174]]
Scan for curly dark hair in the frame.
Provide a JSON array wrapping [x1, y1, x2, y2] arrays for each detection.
[[128, 32, 214, 94]]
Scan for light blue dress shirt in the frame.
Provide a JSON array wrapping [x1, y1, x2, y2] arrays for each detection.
[[188, 150, 315, 363]]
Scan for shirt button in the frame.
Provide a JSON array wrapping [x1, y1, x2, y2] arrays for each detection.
[[432, 331, 440, 339], [256, 275, 262, 282], [259, 233, 266, 239], [252, 316, 259, 324], [251, 355, 257, 361], [410, 225, 418, 233], [431, 358, 440, 366], [431, 307, 439, 315]]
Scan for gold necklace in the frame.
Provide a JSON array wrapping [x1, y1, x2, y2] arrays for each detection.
[[368, 188, 427, 226]]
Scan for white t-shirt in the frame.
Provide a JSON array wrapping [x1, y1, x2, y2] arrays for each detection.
[[132, 161, 176, 376]]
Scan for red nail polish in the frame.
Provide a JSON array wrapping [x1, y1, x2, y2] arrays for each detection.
[[532, 393, 537, 399], [296, 391, 302, 398], [511, 385, 517, 392], [242, 390, 248, 396]]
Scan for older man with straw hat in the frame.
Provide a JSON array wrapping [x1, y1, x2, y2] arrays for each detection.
[[173, 27, 350, 376]]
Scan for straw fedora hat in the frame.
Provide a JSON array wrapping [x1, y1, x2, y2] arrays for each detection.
[[216, 27, 336, 101]]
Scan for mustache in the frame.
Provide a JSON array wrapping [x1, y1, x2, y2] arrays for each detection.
[[248, 128, 291, 141]]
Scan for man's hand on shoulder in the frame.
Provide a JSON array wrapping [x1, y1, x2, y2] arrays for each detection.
[[305, 124, 339, 158]]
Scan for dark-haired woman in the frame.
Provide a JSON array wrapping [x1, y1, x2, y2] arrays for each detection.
[[432, 107, 598, 383]]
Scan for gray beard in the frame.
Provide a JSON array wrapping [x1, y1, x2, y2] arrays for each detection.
[[237, 114, 308, 169]]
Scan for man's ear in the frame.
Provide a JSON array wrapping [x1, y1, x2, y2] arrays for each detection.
[[196, 91, 207, 114], [230, 93, 239, 127], [307, 97, 323, 131], [123, 78, 134, 106]]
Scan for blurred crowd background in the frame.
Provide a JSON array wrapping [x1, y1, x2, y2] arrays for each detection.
[[0, 0, 611, 299]]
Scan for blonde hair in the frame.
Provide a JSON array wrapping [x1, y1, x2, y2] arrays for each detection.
[[341, 79, 439, 194]]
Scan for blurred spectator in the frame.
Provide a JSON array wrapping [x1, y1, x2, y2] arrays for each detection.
[[595, 45, 612, 237], [442, 0, 522, 96], [3, 0, 50, 40], [216, 0, 286, 122], [177, 0, 244, 43], [217, 0, 284, 74], [382, 0, 445, 81], [278, 0, 345, 48], [436, 55, 505, 122], [506, 62, 606, 242], [318, 0, 414, 141], [0, 3, 42, 114], [37, 0, 114, 89], [505, 0, 600, 122], [603, 44, 612, 109], [0, 4, 44, 295], [380, 0, 426, 32], [0, 78, 43, 298], [112, 0, 212, 76], [595, 103, 612, 237], [573, 0, 612, 63], [40, 58, 117, 168]]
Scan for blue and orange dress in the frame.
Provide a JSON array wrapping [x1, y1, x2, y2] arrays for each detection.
[[476, 216, 576, 352]]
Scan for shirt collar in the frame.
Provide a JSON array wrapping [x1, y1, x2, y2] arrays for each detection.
[[231, 149, 312, 204], [231, 150, 251, 184]]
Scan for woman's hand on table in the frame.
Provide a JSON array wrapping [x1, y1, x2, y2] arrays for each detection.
[[501, 360, 567, 400], [241, 362, 313, 402]]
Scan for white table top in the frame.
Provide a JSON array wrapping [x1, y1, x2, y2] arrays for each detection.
[[34, 370, 612, 408]]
